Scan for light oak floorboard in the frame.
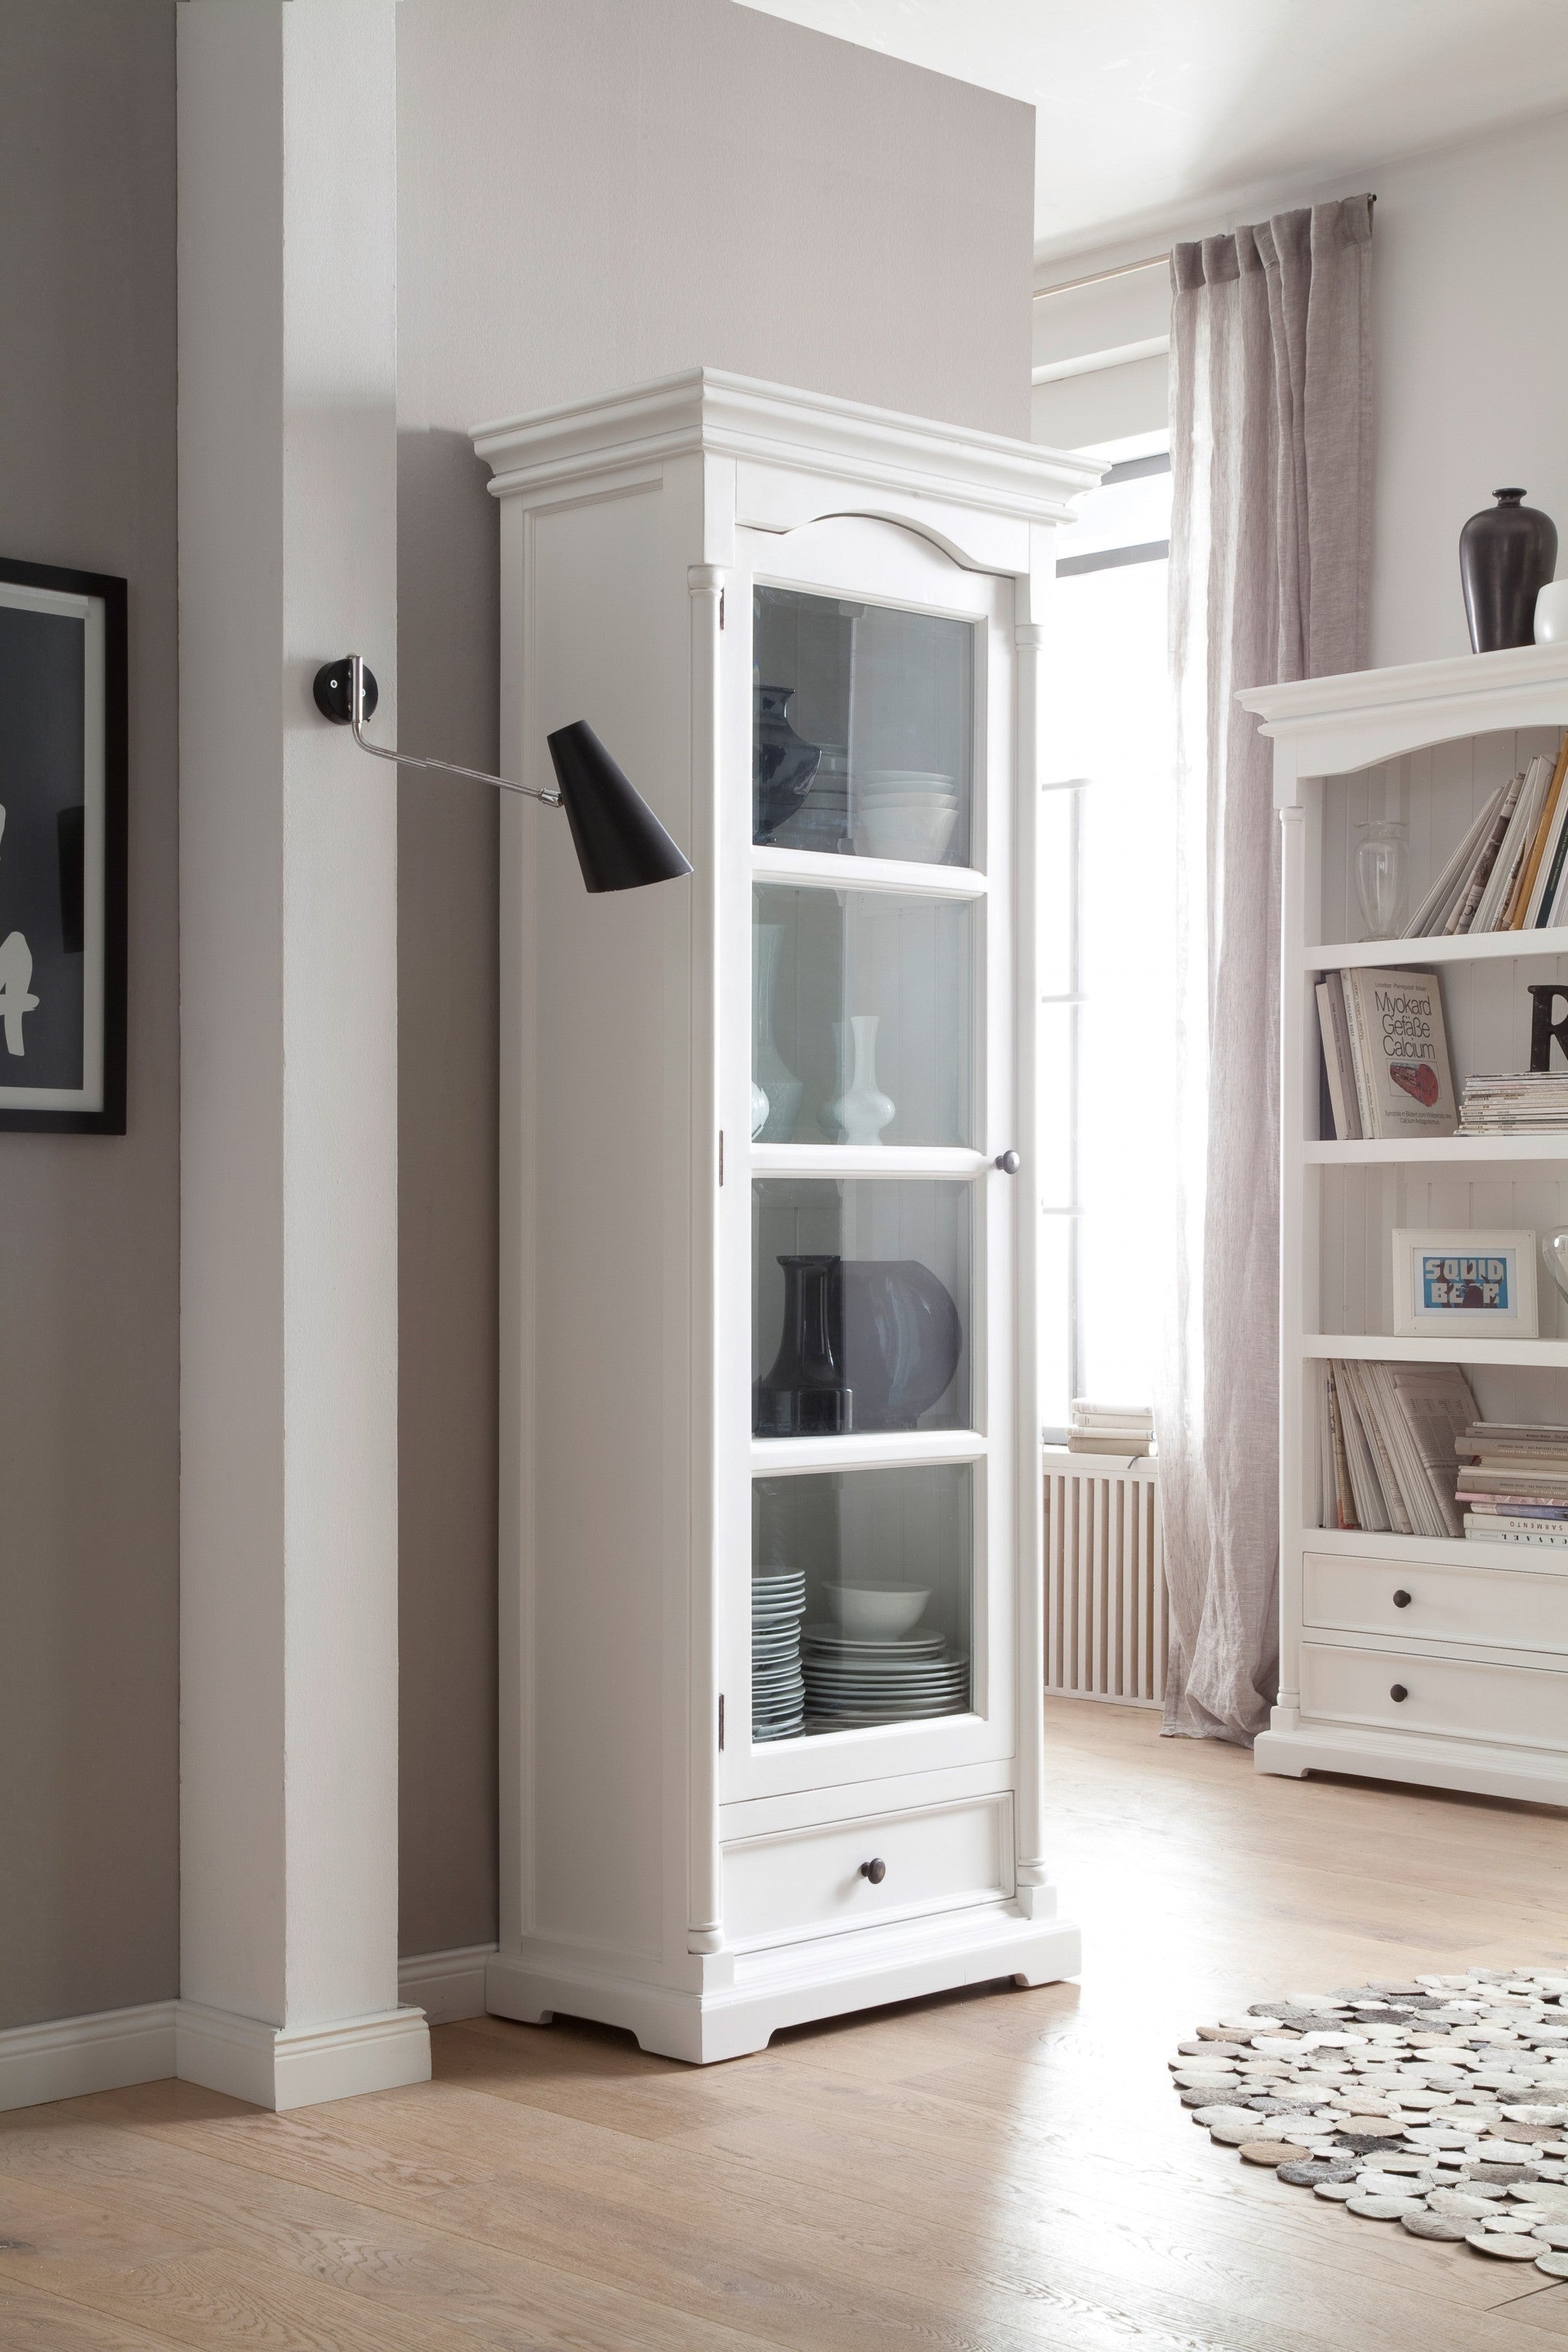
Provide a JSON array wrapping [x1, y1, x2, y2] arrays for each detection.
[[1, 1698, 1563, 2348]]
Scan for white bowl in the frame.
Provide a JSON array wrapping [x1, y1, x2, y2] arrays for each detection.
[[825, 1584, 932, 1639], [863, 769, 956, 788], [857, 805, 961, 863], [1537, 579, 1568, 645]]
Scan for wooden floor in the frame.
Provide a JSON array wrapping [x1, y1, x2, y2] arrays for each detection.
[[4, 1700, 1568, 2351]]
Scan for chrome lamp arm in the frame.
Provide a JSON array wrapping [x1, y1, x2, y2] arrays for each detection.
[[312, 654, 562, 805]]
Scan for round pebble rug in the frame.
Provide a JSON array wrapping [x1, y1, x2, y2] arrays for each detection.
[[1171, 1968, 1568, 2276]]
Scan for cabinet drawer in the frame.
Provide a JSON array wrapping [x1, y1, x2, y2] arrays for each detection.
[[1300, 1641, 1568, 1753], [724, 1795, 1011, 1952], [1303, 1552, 1568, 1655]]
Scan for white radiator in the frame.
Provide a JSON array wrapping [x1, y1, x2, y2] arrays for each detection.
[[1043, 1449, 1168, 1707]]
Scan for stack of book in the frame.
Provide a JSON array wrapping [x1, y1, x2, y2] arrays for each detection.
[[1317, 965, 1457, 1140], [1459, 1071, 1568, 1132], [1455, 1422, 1568, 1546], [1321, 1359, 1477, 1537], [1408, 737, 1568, 936], [1067, 1401, 1155, 1459]]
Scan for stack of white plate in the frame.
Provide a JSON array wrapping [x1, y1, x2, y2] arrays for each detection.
[[854, 769, 961, 866], [802, 1623, 971, 1727], [752, 1564, 806, 1742]]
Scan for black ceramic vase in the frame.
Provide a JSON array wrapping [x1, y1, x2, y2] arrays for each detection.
[[753, 684, 822, 844], [753, 1253, 852, 1436], [1460, 488, 1559, 652]]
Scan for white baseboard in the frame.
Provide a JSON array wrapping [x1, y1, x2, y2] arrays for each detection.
[[0, 2001, 177, 2115], [175, 2000, 431, 2111], [0, 1992, 435, 2117], [397, 1942, 498, 2025]]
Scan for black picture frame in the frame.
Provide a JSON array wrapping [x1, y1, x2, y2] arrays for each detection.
[[0, 557, 127, 1134]]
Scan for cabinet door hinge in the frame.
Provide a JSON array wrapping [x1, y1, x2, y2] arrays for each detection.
[[718, 1694, 726, 1750], [719, 588, 726, 629]]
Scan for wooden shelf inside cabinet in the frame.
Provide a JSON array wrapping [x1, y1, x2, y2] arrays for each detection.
[[1303, 1332, 1568, 1368], [751, 845, 988, 901], [1303, 1135, 1568, 1164], [1307, 927, 1568, 970], [751, 1429, 989, 1475], [1298, 1524, 1568, 1576]]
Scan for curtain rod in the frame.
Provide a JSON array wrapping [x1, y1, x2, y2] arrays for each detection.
[[1034, 196, 1374, 301]]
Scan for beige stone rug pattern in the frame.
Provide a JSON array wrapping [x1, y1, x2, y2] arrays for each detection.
[[1174, 1968, 1568, 2274]]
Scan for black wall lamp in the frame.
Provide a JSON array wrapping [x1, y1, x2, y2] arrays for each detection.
[[312, 654, 692, 893]]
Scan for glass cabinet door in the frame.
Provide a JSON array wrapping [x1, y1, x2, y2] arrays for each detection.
[[727, 514, 1016, 1788]]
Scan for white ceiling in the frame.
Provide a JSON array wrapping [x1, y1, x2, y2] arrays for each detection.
[[737, 0, 1568, 269]]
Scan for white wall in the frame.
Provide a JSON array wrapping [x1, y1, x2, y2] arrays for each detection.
[[1032, 106, 1568, 672]]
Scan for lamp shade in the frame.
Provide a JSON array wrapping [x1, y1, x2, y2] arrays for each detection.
[[546, 721, 693, 893]]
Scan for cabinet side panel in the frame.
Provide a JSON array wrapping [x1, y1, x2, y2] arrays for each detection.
[[522, 482, 694, 1960]]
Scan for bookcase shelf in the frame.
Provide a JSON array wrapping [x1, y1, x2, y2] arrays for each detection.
[[1303, 1134, 1568, 1164], [1303, 1331, 1568, 1368], [1302, 1523, 1568, 1575], [1241, 655, 1568, 1808], [1308, 927, 1568, 970]]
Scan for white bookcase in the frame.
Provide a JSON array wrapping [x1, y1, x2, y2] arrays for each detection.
[[1243, 644, 1568, 1808], [472, 371, 1097, 2060]]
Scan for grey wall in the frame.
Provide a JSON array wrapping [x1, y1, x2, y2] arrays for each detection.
[[395, 0, 1034, 1955], [0, 2, 179, 2027]]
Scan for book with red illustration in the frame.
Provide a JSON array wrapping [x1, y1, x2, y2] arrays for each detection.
[[1338, 965, 1457, 1138]]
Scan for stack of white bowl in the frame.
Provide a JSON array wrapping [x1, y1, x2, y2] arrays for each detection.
[[854, 770, 961, 865], [751, 1563, 806, 1741], [803, 1584, 970, 1727]]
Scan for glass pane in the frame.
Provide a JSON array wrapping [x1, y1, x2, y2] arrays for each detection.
[[752, 1178, 970, 1436], [752, 1464, 973, 1741], [753, 585, 974, 866], [752, 884, 973, 1147]]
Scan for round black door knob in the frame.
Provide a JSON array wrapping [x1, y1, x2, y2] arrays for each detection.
[[995, 1150, 1021, 1174], [1393, 1589, 1413, 1608], [1390, 1684, 1409, 1703], [860, 1857, 887, 1884]]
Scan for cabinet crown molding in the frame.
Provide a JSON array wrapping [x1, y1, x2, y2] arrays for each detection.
[[471, 367, 1100, 525]]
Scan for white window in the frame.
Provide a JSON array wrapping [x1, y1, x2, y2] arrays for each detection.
[[1038, 436, 1175, 1436]]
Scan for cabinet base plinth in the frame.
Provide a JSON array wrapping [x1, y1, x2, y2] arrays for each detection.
[[1255, 1723, 1568, 1807], [486, 1909, 1080, 2065]]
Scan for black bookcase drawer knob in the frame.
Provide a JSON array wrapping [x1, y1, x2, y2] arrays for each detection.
[[859, 1857, 887, 1884], [1392, 1589, 1413, 1608], [1390, 1684, 1409, 1703]]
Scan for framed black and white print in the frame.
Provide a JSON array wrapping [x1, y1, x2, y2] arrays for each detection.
[[0, 558, 127, 1132]]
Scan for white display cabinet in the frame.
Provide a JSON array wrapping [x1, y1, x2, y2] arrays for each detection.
[[472, 371, 1097, 2060], [1243, 645, 1568, 1809]]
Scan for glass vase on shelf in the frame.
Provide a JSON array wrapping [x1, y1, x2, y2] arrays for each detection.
[[1354, 818, 1409, 941]]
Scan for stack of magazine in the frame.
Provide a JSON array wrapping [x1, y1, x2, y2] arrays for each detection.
[[1317, 966, 1457, 1140], [1067, 1401, 1155, 1458], [1459, 1071, 1568, 1132], [1320, 1359, 1477, 1537], [1455, 1421, 1568, 1546], [1408, 737, 1568, 936]]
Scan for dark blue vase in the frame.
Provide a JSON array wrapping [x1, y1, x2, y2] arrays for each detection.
[[753, 684, 822, 844], [753, 1254, 852, 1436], [1460, 488, 1558, 652]]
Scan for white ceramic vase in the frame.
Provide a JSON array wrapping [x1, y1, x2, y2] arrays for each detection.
[[1536, 578, 1568, 645], [828, 1013, 896, 1145], [752, 923, 802, 1142]]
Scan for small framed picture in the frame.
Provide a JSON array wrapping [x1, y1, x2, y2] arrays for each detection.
[[0, 557, 127, 1133], [1391, 1228, 1538, 1339]]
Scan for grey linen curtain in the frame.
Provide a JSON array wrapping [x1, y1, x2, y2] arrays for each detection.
[[1158, 198, 1374, 1741]]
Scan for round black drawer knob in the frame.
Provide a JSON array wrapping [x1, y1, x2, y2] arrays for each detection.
[[1390, 1684, 1409, 1703], [860, 1857, 887, 1884], [1392, 1589, 1413, 1608]]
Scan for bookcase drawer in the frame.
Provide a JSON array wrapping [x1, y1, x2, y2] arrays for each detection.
[[1300, 1641, 1568, 1753], [723, 1795, 1011, 1952], [1303, 1552, 1568, 1655]]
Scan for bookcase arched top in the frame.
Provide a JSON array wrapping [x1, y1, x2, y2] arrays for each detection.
[[1241, 644, 1568, 783]]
